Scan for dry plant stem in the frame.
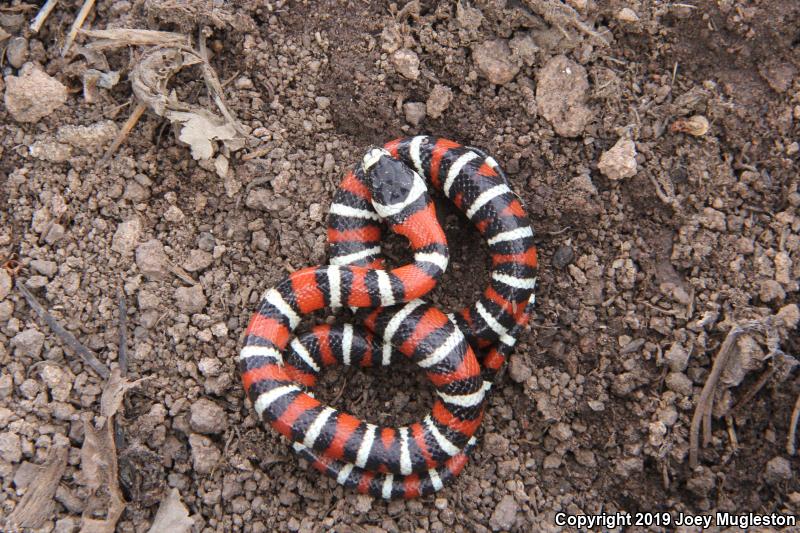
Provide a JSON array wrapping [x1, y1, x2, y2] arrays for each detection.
[[118, 288, 128, 375], [102, 101, 147, 162], [787, 392, 800, 456], [197, 32, 248, 135], [61, 0, 96, 56], [726, 365, 774, 417], [689, 321, 764, 468], [30, 0, 60, 33], [16, 279, 110, 379], [80, 28, 189, 51]]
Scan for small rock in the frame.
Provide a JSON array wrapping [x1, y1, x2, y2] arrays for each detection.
[[190, 399, 228, 434], [45, 223, 66, 245], [124, 181, 150, 202], [760, 280, 785, 302], [776, 304, 799, 329], [598, 138, 637, 180], [765, 456, 792, 485], [392, 49, 420, 80], [698, 207, 726, 231], [509, 33, 539, 67], [0, 269, 11, 301], [136, 239, 169, 280], [189, 433, 221, 474], [0, 431, 22, 463], [4, 63, 68, 123], [183, 249, 213, 272], [611, 371, 638, 396], [552, 245, 574, 269], [489, 494, 518, 531], [354, 494, 372, 513], [664, 342, 689, 372], [403, 102, 426, 126], [687, 468, 716, 496], [484, 433, 509, 456], [536, 55, 592, 137], [665, 372, 693, 396], [615, 456, 643, 478], [508, 355, 532, 383], [234, 76, 253, 90], [426, 85, 453, 119], [549, 422, 573, 441], [456, 1, 483, 31], [40, 364, 72, 402], [380, 24, 403, 54], [30, 259, 57, 277], [574, 449, 597, 467], [164, 205, 185, 223], [111, 218, 142, 256], [54, 517, 77, 533], [308, 203, 324, 222], [543, 453, 561, 469], [6, 37, 29, 68], [175, 284, 207, 314], [11, 329, 45, 358], [0, 374, 13, 397], [473, 39, 519, 85], [616, 7, 640, 22], [315, 96, 330, 109], [29, 140, 72, 162], [198, 357, 222, 377], [56, 121, 119, 151]]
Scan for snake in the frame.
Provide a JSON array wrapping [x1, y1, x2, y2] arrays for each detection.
[[240, 136, 537, 499]]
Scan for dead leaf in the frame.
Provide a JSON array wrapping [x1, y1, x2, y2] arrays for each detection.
[[79, 28, 189, 51], [100, 367, 150, 419], [129, 46, 248, 160], [79, 420, 125, 533], [147, 488, 193, 533], [5, 439, 69, 529]]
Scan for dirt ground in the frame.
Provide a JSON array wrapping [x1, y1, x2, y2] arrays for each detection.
[[1, 0, 799, 531]]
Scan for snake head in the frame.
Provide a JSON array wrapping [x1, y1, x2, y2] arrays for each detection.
[[363, 147, 428, 220]]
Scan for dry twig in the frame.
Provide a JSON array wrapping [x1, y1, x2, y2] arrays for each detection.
[[16, 279, 110, 379], [102, 101, 146, 162], [788, 392, 800, 456], [62, 0, 96, 56], [30, 0, 60, 33]]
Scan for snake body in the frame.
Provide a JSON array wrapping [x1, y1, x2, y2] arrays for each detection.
[[241, 137, 537, 498]]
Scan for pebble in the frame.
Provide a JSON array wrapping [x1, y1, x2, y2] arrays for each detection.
[[426, 85, 453, 119], [190, 399, 228, 434], [11, 329, 45, 358], [456, 1, 483, 30], [484, 433, 509, 456], [776, 304, 799, 329], [135, 239, 169, 280], [0, 269, 11, 301], [30, 259, 57, 278], [686, 468, 715, 496], [0, 431, 22, 463], [574, 449, 597, 467], [765, 456, 792, 484], [489, 494, 518, 531], [508, 355, 532, 383], [403, 102, 426, 126], [40, 365, 73, 402], [665, 372, 693, 396], [44, 223, 66, 245], [124, 181, 150, 202], [174, 284, 207, 314], [56, 121, 119, 151], [111, 218, 142, 256], [6, 36, 28, 68], [760, 279, 785, 302], [664, 342, 689, 372], [536, 55, 592, 137], [234, 76, 254, 90], [552, 245, 575, 269], [198, 357, 222, 377], [698, 207, 726, 231], [315, 96, 330, 109], [29, 140, 72, 162], [472, 39, 519, 85], [4, 63, 68, 123], [598, 138, 638, 180], [0, 374, 13, 397], [615, 456, 643, 477], [616, 7, 640, 22], [354, 494, 373, 513], [189, 433, 221, 474], [183, 249, 213, 272], [164, 205, 185, 223], [549, 422, 573, 441], [392, 49, 420, 80], [54, 517, 77, 533]]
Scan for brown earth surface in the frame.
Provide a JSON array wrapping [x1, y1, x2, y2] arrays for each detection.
[[1, 0, 799, 531]]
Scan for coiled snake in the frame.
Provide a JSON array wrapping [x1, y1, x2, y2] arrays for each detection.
[[240, 136, 537, 498]]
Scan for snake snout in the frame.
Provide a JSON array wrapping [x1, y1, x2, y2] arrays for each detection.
[[364, 150, 427, 219]]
